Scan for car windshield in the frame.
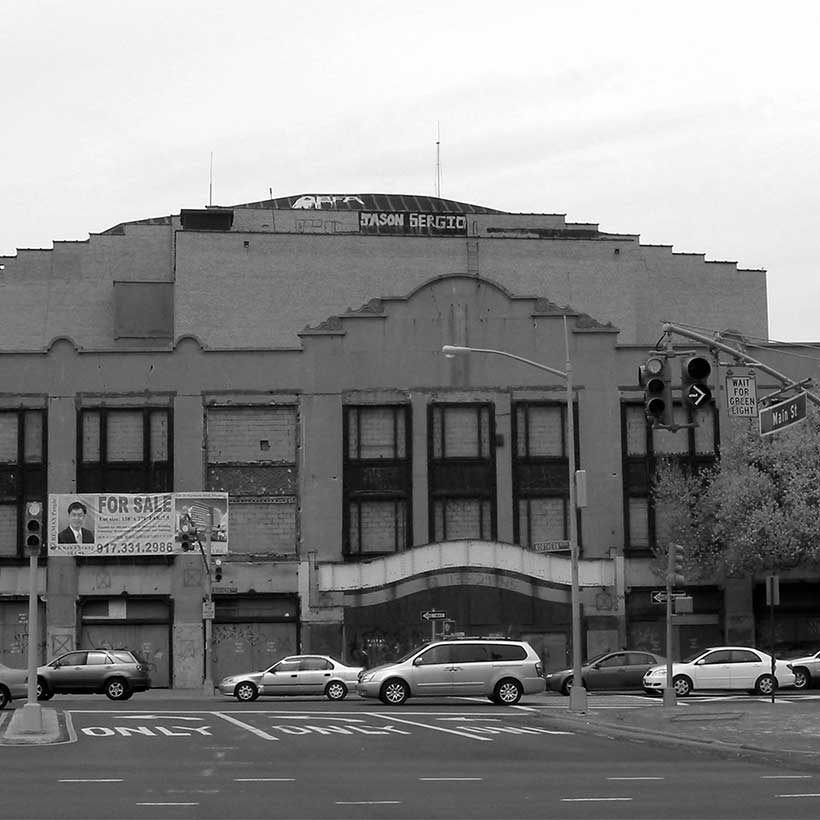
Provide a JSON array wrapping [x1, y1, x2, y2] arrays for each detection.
[[584, 651, 612, 665], [394, 644, 430, 664]]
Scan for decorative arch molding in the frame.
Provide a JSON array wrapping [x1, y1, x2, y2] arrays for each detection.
[[317, 540, 614, 607]]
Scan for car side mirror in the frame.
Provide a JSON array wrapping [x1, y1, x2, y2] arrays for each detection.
[[694, 659, 705, 665], [591, 663, 601, 670], [413, 657, 423, 666]]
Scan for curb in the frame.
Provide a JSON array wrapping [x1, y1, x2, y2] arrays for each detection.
[[540, 709, 820, 771], [1, 707, 66, 746]]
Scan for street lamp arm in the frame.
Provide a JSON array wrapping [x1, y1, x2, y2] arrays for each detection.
[[441, 345, 568, 381]]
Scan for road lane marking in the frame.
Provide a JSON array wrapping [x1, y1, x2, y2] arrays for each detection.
[[362, 713, 492, 741], [336, 801, 401, 805], [137, 802, 199, 806], [214, 712, 279, 741], [763, 775, 812, 778], [235, 778, 295, 782], [607, 776, 664, 781], [777, 793, 820, 798], [420, 777, 483, 781], [119, 715, 204, 721], [59, 779, 123, 783], [562, 797, 633, 802]]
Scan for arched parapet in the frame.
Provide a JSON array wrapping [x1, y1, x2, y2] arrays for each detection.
[[317, 540, 614, 599]]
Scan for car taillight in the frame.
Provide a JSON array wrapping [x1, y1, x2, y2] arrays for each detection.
[[536, 663, 543, 677]]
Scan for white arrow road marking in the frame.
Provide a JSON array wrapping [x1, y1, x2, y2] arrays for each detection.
[[438, 717, 501, 722]]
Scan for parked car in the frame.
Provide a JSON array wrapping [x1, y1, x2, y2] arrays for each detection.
[[0, 663, 28, 709], [37, 648, 151, 701], [219, 655, 363, 702], [356, 637, 545, 705], [642, 646, 796, 697], [785, 650, 820, 690], [546, 650, 666, 695]]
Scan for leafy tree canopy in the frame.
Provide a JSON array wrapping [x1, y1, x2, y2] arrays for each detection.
[[652, 404, 820, 580]]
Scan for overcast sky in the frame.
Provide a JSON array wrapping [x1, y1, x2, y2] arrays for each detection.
[[3, 0, 818, 342]]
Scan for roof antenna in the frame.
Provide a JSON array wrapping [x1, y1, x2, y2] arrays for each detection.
[[435, 121, 442, 198], [209, 152, 214, 207]]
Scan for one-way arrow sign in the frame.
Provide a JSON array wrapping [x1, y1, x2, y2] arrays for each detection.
[[421, 609, 446, 621], [651, 590, 686, 604], [686, 384, 712, 407]]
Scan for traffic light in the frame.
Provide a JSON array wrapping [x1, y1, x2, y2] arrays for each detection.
[[669, 542, 686, 586], [681, 355, 712, 408], [180, 524, 196, 551], [24, 500, 43, 556], [213, 558, 223, 583], [639, 353, 673, 427]]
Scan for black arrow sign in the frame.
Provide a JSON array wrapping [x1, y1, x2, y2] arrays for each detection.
[[686, 384, 712, 407]]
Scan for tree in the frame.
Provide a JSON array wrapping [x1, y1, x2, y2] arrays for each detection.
[[651, 405, 820, 579]]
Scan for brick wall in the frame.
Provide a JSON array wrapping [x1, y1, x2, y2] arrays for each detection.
[[206, 406, 298, 554]]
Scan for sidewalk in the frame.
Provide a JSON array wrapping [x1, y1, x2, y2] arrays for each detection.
[[537, 694, 820, 769]]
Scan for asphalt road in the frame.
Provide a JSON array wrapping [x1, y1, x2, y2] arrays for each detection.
[[4, 696, 820, 819]]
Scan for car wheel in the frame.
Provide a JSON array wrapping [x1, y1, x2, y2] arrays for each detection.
[[36, 678, 53, 701], [754, 674, 777, 696], [234, 682, 259, 702], [560, 676, 573, 696], [105, 678, 130, 701], [325, 681, 348, 701], [0, 685, 10, 710], [672, 675, 692, 697], [494, 678, 523, 705], [791, 667, 810, 690], [380, 678, 409, 705]]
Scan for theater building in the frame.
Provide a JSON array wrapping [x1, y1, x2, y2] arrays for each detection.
[[0, 192, 817, 687]]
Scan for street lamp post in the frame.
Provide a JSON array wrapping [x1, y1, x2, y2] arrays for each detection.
[[442, 322, 588, 713]]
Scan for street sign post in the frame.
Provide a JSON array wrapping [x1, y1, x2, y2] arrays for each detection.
[[532, 540, 570, 553], [650, 590, 686, 605], [759, 392, 807, 436], [725, 374, 758, 418], [422, 609, 447, 640]]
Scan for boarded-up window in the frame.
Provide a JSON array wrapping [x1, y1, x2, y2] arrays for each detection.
[[113, 282, 173, 340], [206, 406, 299, 555]]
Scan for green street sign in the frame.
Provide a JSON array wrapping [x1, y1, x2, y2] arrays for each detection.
[[759, 392, 807, 437]]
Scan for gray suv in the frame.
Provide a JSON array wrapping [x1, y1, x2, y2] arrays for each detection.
[[356, 638, 545, 705], [37, 649, 151, 701]]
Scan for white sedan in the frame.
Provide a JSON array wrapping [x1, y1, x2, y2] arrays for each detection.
[[643, 646, 795, 697], [219, 654, 364, 702]]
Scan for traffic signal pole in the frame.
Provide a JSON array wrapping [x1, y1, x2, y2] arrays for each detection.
[[661, 322, 820, 407]]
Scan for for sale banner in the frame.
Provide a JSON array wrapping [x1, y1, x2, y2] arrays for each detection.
[[48, 492, 229, 557]]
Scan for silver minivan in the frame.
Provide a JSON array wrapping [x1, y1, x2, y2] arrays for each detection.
[[356, 638, 545, 705]]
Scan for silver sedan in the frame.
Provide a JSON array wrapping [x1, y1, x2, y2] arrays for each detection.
[[219, 654, 364, 702], [0, 663, 28, 709]]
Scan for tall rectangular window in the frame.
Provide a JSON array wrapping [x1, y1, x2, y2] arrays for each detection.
[[512, 402, 578, 549], [429, 403, 496, 542], [206, 405, 298, 555], [622, 402, 718, 554], [344, 405, 411, 557], [0, 410, 46, 558], [78, 407, 172, 493]]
